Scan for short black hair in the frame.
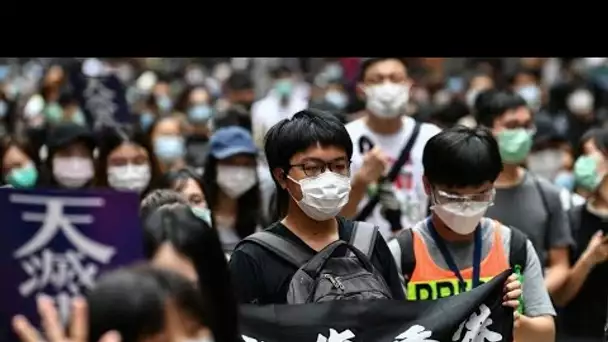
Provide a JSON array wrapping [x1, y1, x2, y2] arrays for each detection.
[[225, 71, 253, 91], [423, 126, 503, 188], [474, 90, 526, 128], [139, 189, 187, 220], [509, 66, 541, 85], [358, 57, 407, 82], [270, 65, 293, 79], [88, 265, 205, 342], [264, 109, 352, 217]]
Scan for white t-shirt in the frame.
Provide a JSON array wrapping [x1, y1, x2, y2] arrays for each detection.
[[346, 116, 441, 238], [251, 92, 308, 150]]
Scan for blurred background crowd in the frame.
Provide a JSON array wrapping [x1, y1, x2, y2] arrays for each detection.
[[1, 57, 606, 194]]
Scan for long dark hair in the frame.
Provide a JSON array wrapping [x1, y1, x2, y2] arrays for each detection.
[[202, 155, 260, 239], [143, 203, 239, 342], [95, 125, 163, 198]]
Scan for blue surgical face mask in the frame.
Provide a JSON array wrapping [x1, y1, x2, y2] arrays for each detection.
[[156, 95, 173, 113], [154, 135, 185, 162], [325, 90, 348, 109], [188, 104, 213, 123], [517, 85, 541, 108], [72, 109, 86, 126], [140, 112, 155, 131], [190, 206, 212, 226]]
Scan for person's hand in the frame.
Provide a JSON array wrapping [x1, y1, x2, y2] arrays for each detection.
[[354, 147, 389, 185], [502, 273, 522, 311], [12, 295, 121, 342], [582, 230, 608, 265]]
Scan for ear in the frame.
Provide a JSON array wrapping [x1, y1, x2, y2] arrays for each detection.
[[356, 82, 367, 100], [422, 175, 431, 196], [272, 168, 287, 189]]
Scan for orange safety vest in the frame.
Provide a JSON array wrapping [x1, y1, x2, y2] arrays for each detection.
[[406, 221, 509, 300]]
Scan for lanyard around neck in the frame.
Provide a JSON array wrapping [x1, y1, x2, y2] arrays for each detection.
[[426, 217, 482, 291]]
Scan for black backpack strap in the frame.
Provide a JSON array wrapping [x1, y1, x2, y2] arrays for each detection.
[[509, 226, 529, 272], [395, 228, 416, 282], [355, 121, 422, 221], [349, 221, 379, 257], [240, 231, 312, 268]]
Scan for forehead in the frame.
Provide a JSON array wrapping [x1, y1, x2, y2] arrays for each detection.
[[154, 118, 181, 135], [177, 177, 203, 195], [2, 145, 29, 165], [470, 75, 493, 90], [364, 59, 407, 79], [189, 88, 210, 103], [497, 105, 532, 123], [290, 144, 348, 164], [108, 142, 147, 158]]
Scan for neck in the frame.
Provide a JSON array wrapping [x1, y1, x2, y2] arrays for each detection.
[[364, 112, 403, 135], [592, 194, 608, 211], [283, 202, 338, 237], [215, 190, 238, 216], [495, 164, 523, 188], [431, 214, 475, 242]]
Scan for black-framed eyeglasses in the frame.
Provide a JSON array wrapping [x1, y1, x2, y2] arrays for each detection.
[[288, 159, 351, 178]]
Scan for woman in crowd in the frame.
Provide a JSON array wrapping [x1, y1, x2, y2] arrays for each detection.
[[176, 86, 215, 170], [148, 116, 187, 174], [41, 122, 97, 189], [573, 128, 608, 198], [95, 126, 162, 198], [202, 126, 273, 256], [555, 152, 608, 342], [163, 167, 208, 210], [0, 135, 41, 189]]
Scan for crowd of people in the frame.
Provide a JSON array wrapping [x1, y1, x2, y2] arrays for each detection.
[[2, 57, 608, 342]]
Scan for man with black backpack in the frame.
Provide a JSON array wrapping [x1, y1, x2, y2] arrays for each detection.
[[389, 126, 556, 342], [229, 109, 404, 304]]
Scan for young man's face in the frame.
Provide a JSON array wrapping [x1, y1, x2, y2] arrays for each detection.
[[490, 105, 533, 136], [358, 59, 410, 91], [275, 144, 350, 201], [424, 178, 495, 204]]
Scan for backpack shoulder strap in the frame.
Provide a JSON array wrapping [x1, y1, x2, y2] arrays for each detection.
[[240, 231, 312, 268], [531, 174, 552, 250], [395, 228, 416, 282], [349, 221, 379, 257], [508, 225, 529, 272]]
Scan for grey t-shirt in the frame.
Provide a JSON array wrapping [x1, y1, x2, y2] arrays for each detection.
[[388, 217, 556, 317], [486, 171, 574, 264]]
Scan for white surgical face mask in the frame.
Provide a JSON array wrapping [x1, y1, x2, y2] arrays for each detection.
[[465, 88, 481, 109], [527, 149, 564, 180], [288, 171, 351, 221], [216, 165, 257, 199], [567, 89, 594, 114], [52, 156, 94, 188], [107, 163, 151, 193], [432, 201, 489, 235], [364, 82, 410, 118]]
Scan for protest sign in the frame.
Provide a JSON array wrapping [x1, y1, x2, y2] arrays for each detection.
[[240, 270, 513, 342], [0, 187, 143, 341], [69, 62, 132, 129]]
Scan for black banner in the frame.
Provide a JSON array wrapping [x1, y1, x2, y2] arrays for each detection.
[[240, 270, 513, 342]]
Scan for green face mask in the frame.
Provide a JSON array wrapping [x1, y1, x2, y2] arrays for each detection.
[[6, 164, 38, 188], [190, 206, 212, 226], [44, 103, 64, 122], [574, 155, 602, 191], [496, 128, 533, 164]]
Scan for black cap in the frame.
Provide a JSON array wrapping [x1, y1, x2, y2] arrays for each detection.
[[46, 122, 96, 151]]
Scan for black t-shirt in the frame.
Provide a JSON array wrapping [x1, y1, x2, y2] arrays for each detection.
[[229, 217, 405, 304], [559, 205, 608, 339]]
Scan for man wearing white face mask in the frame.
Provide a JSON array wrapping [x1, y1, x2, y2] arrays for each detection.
[[389, 126, 556, 342], [229, 109, 404, 304], [342, 58, 441, 239]]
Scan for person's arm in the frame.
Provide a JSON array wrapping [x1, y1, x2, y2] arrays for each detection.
[[340, 147, 388, 218], [515, 240, 556, 342], [373, 236, 406, 300], [553, 230, 608, 306], [544, 185, 575, 295], [228, 248, 263, 304]]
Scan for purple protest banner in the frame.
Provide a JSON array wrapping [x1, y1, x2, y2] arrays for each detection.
[[0, 187, 143, 341]]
